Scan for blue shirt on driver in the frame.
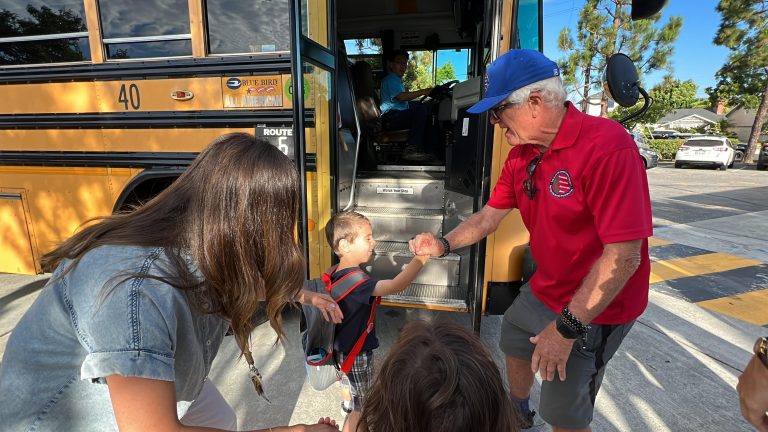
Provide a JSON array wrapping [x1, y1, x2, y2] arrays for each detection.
[[379, 72, 408, 114]]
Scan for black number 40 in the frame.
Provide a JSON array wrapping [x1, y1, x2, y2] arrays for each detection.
[[118, 83, 141, 110]]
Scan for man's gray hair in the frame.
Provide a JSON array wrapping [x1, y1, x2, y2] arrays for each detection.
[[505, 76, 566, 108]]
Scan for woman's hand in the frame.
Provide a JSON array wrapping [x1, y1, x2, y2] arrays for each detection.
[[298, 290, 343, 324]]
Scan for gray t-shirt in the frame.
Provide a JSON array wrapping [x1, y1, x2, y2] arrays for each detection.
[[0, 245, 229, 431]]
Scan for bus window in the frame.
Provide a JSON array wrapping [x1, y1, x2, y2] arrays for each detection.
[[0, 0, 90, 66], [516, 0, 540, 51], [99, 0, 191, 59], [435, 48, 471, 82], [402, 48, 470, 90], [344, 38, 382, 74], [206, 0, 291, 54]]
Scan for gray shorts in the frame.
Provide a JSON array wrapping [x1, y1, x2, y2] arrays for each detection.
[[500, 284, 634, 429]]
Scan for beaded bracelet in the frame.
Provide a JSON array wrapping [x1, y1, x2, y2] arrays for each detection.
[[561, 306, 588, 336]]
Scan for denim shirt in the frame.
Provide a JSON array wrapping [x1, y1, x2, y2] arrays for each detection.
[[0, 245, 229, 431]]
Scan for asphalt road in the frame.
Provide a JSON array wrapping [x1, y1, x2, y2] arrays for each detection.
[[1, 161, 767, 431]]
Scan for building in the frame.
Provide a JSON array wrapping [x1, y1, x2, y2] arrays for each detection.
[[578, 92, 616, 117], [653, 108, 724, 131], [725, 106, 768, 143]]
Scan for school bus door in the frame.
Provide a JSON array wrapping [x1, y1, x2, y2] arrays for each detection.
[[290, 0, 337, 278]]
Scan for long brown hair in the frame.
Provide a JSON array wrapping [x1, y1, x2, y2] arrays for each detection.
[[41, 133, 305, 345], [358, 320, 521, 432]]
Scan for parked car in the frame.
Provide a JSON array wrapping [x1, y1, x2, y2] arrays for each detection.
[[735, 142, 763, 163], [650, 129, 678, 139], [674, 136, 736, 170], [758, 143, 768, 171], [630, 132, 658, 169]]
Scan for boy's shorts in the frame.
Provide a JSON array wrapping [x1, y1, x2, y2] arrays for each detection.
[[500, 284, 635, 429], [336, 350, 374, 411]]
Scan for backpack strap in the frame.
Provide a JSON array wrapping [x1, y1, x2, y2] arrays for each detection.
[[322, 265, 369, 302], [339, 296, 382, 375]]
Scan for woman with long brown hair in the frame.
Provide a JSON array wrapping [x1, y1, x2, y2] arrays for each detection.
[[358, 320, 521, 432], [0, 133, 338, 432]]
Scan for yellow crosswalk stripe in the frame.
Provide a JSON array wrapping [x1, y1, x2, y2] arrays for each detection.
[[648, 237, 672, 247], [649, 253, 762, 284], [697, 288, 768, 326]]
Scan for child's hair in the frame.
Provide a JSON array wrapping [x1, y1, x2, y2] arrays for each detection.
[[358, 320, 521, 432], [324, 211, 370, 255]]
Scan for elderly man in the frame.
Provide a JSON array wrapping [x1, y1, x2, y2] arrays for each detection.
[[410, 49, 652, 431]]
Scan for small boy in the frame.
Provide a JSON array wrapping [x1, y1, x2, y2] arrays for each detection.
[[325, 211, 429, 432]]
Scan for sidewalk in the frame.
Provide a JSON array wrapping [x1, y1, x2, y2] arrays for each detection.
[[0, 272, 761, 431]]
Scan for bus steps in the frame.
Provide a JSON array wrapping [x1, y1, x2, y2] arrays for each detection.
[[355, 207, 443, 242]]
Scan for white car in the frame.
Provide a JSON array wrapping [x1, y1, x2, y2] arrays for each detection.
[[674, 136, 736, 170]]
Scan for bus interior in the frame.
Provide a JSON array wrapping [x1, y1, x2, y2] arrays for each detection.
[[329, 0, 540, 316]]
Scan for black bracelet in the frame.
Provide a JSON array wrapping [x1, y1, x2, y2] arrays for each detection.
[[560, 306, 588, 336], [438, 237, 451, 257]]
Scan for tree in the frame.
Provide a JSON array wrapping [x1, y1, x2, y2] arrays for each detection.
[[558, 0, 683, 117], [610, 76, 698, 129], [403, 51, 434, 91], [436, 62, 456, 85], [708, 0, 768, 163]]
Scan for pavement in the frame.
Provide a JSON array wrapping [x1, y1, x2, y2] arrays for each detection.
[[1, 162, 766, 431]]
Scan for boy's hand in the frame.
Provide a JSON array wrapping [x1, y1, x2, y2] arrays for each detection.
[[409, 233, 443, 257], [413, 254, 430, 265], [300, 291, 343, 323]]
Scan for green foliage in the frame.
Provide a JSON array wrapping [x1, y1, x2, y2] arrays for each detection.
[[609, 77, 699, 129], [436, 62, 456, 85], [558, 0, 683, 116], [707, 0, 768, 109], [709, 0, 768, 162], [402, 51, 457, 90], [403, 51, 433, 91], [647, 138, 685, 160]]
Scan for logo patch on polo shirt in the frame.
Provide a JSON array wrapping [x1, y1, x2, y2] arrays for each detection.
[[549, 170, 574, 198]]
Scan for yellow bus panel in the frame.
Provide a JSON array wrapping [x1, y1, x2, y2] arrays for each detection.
[[0, 75, 294, 115], [0, 166, 136, 264], [0, 189, 39, 274]]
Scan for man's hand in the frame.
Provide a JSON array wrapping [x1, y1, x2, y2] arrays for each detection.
[[530, 321, 575, 381], [409, 233, 443, 256], [737, 355, 768, 431], [299, 290, 343, 324]]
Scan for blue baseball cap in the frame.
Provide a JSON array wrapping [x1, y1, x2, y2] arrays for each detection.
[[467, 49, 560, 114]]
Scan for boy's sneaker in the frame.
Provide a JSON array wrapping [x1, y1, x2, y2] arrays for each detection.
[[341, 401, 352, 416]]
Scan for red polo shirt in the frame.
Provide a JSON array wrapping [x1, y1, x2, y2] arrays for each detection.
[[487, 102, 652, 324]]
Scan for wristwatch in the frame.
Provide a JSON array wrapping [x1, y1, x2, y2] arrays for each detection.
[[754, 337, 768, 368]]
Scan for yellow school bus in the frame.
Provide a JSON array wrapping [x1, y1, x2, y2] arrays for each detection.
[[0, 0, 545, 329]]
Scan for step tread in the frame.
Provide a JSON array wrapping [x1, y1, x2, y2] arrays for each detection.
[[382, 283, 467, 310], [356, 171, 444, 181], [356, 206, 443, 218], [373, 241, 459, 261]]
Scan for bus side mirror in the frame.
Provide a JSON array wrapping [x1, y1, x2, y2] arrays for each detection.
[[604, 53, 651, 125], [631, 0, 667, 20]]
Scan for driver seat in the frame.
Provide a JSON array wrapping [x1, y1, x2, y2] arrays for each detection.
[[350, 61, 409, 145]]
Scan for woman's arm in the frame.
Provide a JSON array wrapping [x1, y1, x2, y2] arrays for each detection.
[[107, 376, 339, 432]]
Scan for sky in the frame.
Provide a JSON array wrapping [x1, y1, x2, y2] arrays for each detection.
[[542, 0, 730, 98]]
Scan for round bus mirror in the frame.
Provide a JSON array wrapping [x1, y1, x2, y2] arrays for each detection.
[[604, 53, 651, 125], [604, 53, 639, 108], [631, 0, 667, 20]]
